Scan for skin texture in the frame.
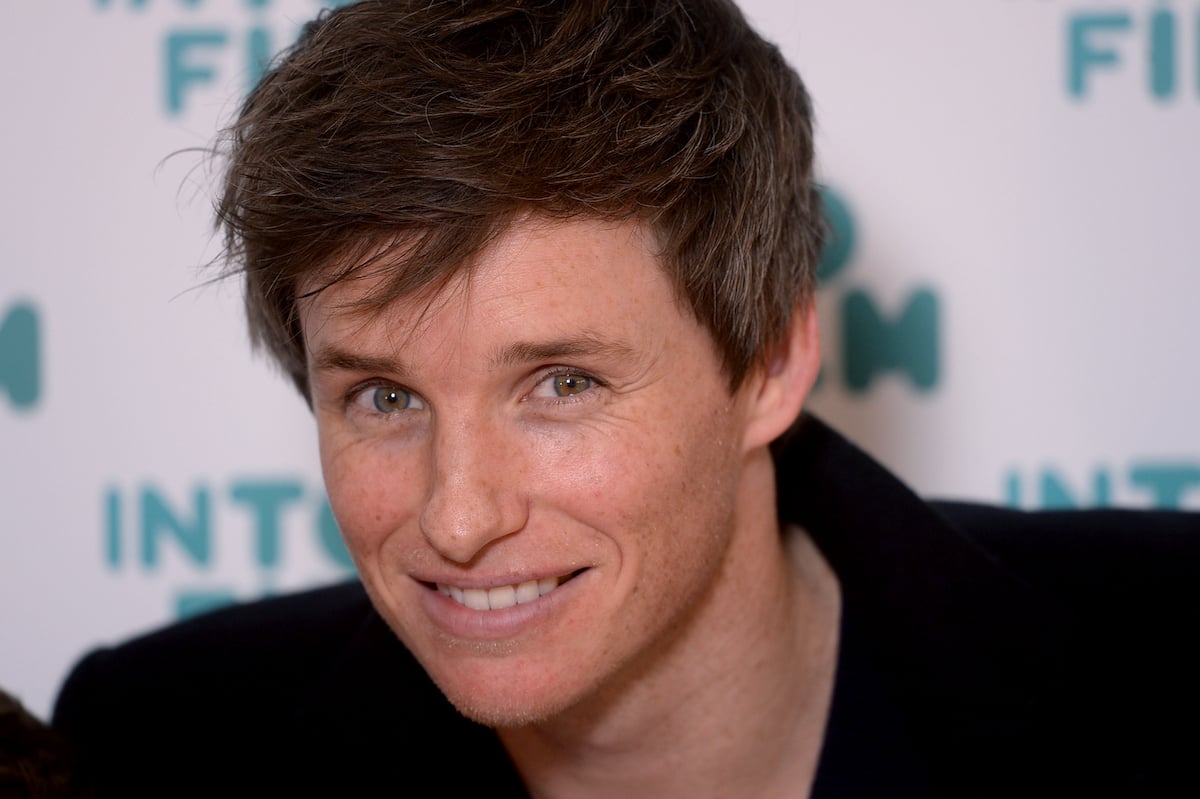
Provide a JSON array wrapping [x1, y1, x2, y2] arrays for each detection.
[[301, 215, 838, 796]]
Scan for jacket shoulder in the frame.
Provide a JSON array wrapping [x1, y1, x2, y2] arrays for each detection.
[[49, 581, 490, 795], [930, 500, 1200, 604], [51, 583, 395, 758], [54, 580, 378, 722]]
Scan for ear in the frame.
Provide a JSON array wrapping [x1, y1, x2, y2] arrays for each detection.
[[741, 300, 821, 451]]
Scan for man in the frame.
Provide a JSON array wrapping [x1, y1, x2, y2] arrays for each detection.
[[52, 1, 1199, 797]]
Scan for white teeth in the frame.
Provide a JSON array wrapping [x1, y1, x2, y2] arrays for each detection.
[[437, 576, 565, 610], [516, 580, 540, 604], [463, 588, 489, 610], [488, 585, 517, 610]]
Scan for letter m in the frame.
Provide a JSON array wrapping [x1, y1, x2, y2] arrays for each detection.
[[842, 289, 940, 393]]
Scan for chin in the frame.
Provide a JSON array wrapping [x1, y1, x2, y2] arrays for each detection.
[[426, 652, 595, 729], [449, 693, 568, 729]]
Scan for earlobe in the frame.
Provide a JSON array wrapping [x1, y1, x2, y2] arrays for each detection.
[[742, 302, 821, 451]]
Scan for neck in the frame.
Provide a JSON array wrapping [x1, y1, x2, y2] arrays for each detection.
[[498, 447, 842, 799]]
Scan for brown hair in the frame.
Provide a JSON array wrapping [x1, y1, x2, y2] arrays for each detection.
[[216, 0, 823, 399], [0, 689, 88, 799]]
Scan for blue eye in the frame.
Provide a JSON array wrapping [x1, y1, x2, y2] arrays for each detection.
[[353, 384, 424, 414], [373, 387, 412, 412]]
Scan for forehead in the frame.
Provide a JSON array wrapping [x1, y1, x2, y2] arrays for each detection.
[[300, 216, 678, 339]]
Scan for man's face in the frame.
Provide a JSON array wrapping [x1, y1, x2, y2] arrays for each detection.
[[302, 216, 769, 725]]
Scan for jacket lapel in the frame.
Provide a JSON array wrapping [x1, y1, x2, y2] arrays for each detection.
[[778, 415, 1079, 797]]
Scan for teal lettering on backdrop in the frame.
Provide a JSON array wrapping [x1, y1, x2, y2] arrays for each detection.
[[817, 186, 855, 283], [247, 25, 273, 79], [0, 302, 40, 410], [87, 0, 447, 117], [230, 479, 304, 568], [105, 489, 121, 566], [1129, 463, 1200, 507], [164, 30, 228, 114], [1068, 13, 1133, 97], [104, 480, 353, 617], [1004, 467, 1113, 509], [1067, 6, 1195, 100], [1004, 462, 1200, 509], [815, 187, 942, 394], [842, 290, 940, 392], [175, 590, 239, 618], [163, 24, 285, 115], [140, 486, 213, 568], [1150, 6, 1177, 97], [95, 0, 330, 116]]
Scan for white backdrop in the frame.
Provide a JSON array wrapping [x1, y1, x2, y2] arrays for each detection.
[[3, 0, 1198, 722]]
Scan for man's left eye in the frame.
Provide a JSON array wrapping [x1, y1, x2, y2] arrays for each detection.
[[552, 374, 592, 396], [532, 372, 595, 399]]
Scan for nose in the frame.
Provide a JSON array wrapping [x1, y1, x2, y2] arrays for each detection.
[[419, 414, 528, 563]]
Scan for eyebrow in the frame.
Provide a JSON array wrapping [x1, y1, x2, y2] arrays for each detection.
[[310, 333, 636, 377], [310, 349, 414, 379], [489, 334, 636, 370]]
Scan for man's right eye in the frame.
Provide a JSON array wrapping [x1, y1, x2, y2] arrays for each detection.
[[352, 384, 426, 414]]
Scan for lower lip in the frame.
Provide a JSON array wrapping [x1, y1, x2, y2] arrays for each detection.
[[418, 572, 586, 641]]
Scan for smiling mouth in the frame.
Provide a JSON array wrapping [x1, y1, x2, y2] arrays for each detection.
[[435, 570, 585, 611]]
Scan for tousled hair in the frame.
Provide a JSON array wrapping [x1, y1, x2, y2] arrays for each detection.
[[215, 0, 824, 400]]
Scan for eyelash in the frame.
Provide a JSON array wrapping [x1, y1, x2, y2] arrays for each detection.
[[530, 367, 606, 403], [346, 380, 424, 416], [344, 367, 606, 417]]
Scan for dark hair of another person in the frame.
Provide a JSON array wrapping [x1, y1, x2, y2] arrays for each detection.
[[215, 0, 824, 400], [0, 689, 88, 799]]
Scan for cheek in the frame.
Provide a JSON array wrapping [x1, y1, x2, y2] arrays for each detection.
[[557, 411, 742, 569], [526, 420, 662, 513], [642, 416, 744, 568], [577, 423, 744, 667], [320, 437, 426, 563]]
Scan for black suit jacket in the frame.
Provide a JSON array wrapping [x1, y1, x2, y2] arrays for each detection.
[[52, 415, 1200, 797]]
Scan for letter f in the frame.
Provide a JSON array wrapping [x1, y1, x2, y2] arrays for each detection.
[[1068, 13, 1133, 98]]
